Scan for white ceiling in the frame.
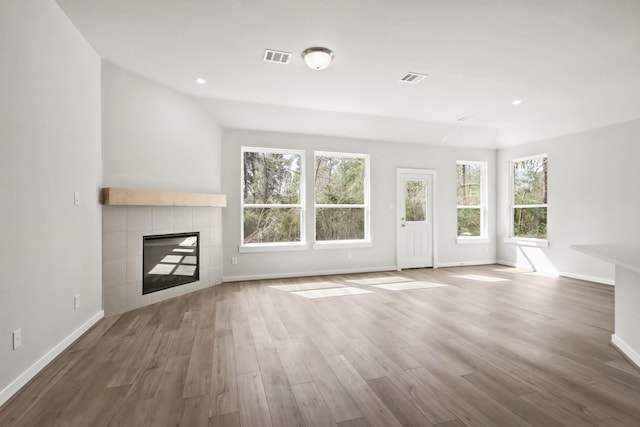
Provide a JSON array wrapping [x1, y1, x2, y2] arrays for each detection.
[[56, 0, 640, 148]]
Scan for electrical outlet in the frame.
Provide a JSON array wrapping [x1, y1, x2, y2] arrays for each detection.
[[74, 294, 80, 310], [231, 257, 238, 265], [13, 328, 22, 350]]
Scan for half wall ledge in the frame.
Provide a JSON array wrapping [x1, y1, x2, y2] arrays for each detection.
[[101, 187, 226, 207]]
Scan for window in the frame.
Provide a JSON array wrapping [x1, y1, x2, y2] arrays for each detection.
[[457, 161, 488, 242], [510, 154, 547, 242], [406, 180, 427, 222], [314, 152, 370, 246], [241, 147, 304, 250]]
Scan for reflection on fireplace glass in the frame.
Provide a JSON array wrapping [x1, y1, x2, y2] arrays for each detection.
[[143, 232, 199, 294]]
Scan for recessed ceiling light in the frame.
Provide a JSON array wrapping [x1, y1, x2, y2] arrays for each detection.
[[195, 77, 207, 85], [511, 99, 523, 106]]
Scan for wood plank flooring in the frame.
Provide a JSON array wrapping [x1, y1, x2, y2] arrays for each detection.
[[2, 265, 640, 426]]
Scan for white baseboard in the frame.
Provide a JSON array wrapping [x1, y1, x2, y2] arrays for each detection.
[[611, 334, 640, 370], [495, 259, 534, 270], [0, 310, 104, 407], [495, 262, 613, 286], [223, 266, 398, 282], [559, 271, 614, 286], [436, 260, 497, 268]]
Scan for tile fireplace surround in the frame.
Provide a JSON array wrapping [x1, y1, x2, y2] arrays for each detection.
[[102, 205, 223, 316]]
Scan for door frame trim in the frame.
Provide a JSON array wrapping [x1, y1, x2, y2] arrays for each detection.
[[396, 168, 438, 270]]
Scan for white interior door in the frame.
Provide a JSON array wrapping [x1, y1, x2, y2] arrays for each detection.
[[397, 169, 434, 269]]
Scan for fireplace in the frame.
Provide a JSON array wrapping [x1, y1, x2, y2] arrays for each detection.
[[143, 232, 200, 294]]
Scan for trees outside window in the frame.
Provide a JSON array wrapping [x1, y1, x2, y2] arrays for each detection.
[[314, 152, 370, 242], [511, 155, 547, 239], [242, 147, 304, 245], [405, 180, 427, 222], [457, 161, 487, 240]]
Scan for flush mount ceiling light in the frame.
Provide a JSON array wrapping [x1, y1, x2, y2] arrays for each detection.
[[511, 99, 523, 106], [195, 77, 207, 85], [302, 47, 334, 70]]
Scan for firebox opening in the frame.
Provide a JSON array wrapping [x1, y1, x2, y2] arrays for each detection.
[[143, 232, 200, 294]]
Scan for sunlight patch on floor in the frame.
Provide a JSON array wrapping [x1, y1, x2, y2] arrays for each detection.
[[372, 281, 447, 291], [526, 271, 559, 278], [291, 287, 374, 299], [454, 274, 510, 282], [273, 276, 447, 299], [347, 276, 414, 285], [270, 281, 344, 292]]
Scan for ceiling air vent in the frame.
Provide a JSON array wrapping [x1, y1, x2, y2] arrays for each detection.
[[399, 72, 427, 84], [263, 49, 291, 64]]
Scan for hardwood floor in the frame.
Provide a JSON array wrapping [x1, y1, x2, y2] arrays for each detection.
[[2, 265, 640, 426]]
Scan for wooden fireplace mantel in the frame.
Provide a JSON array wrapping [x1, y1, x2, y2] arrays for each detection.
[[101, 188, 226, 207]]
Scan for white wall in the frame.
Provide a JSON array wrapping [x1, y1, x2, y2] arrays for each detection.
[[102, 62, 222, 193], [497, 118, 640, 283], [0, 0, 102, 403], [100, 63, 224, 315], [221, 129, 496, 280]]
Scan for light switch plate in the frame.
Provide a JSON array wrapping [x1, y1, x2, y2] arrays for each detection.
[[13, 328, 22, 350]]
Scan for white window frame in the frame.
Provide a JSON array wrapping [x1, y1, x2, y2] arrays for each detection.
[[240, 146, 306, 253], [456, 160, 489, 244], [505, 153, 549, 247], [313, 151, 371, 249]]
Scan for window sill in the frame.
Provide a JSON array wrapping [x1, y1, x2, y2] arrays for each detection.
[[457, 237, 490, 245], [313, 240, 373, 250], [504, 237, 549, 247], [239, 243, 308, 253]]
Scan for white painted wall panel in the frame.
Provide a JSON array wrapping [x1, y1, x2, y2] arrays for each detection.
[[101, 62, 222, 194], [496, 118, 640, 282], [0, 0, 102, 401]]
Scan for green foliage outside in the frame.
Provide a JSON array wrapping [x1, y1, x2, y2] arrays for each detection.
[[457, 208, 481, 236], [513, 207, 547, 238], [242, 151, 368, 243], [405, 180, 426, 222], [457, 163, 482, 236], [316, 208, 365, 240], [243, 151, 301, 243], [244, 151, 300, 204], [513, 157, 547, 238], [244, 207, 300, 243], [315, 157, 364, 204], [315, 156, 366, 241], [457, 164, 481, 205]]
